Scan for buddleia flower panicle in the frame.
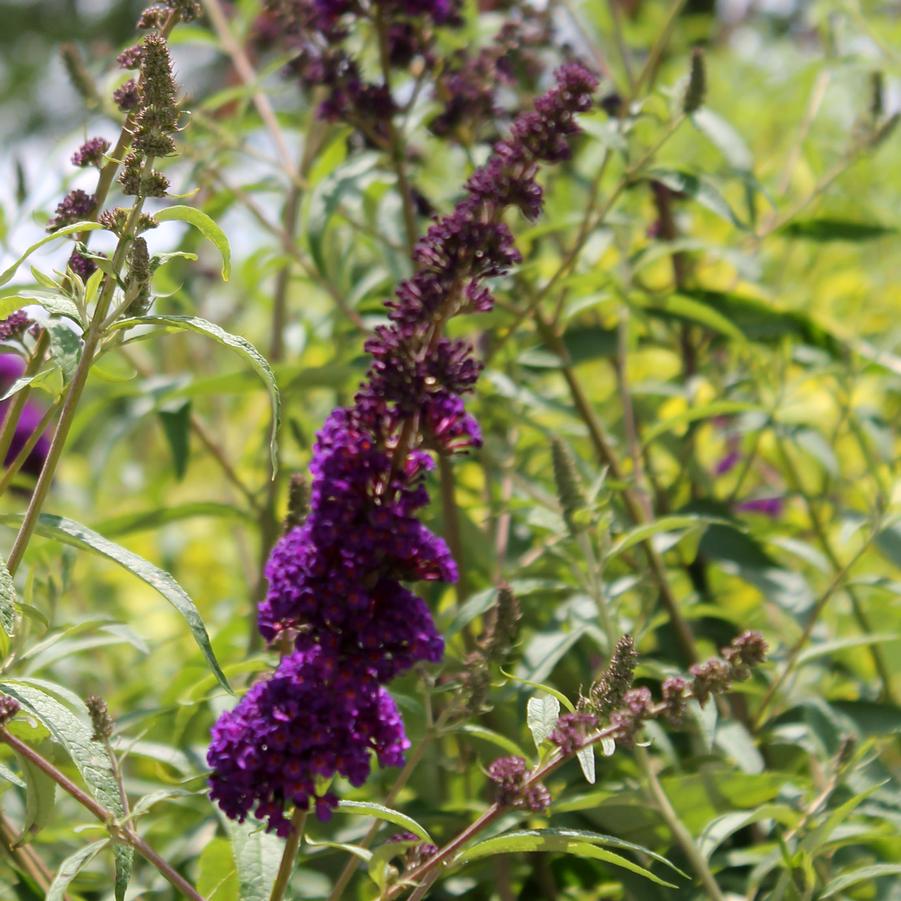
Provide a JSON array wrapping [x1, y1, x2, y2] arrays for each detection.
[[71, 137, 111, 168], [486, 755, 550, 812], [47, 189, 95, 231], [209, 63, 599, 833], [0, 695, 19, 728], [586, 633, 637, 721], [86, 695, 115, 743]]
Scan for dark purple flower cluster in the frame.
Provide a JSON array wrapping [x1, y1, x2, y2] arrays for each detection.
[[486, 755, 550, 811], [549, 711, 597, 755], [207, 646, 408, 836], [209, 64, 598, 833], [430, 3, 553, 143], [71, 137, 111, 168], [262, 0, 461, 145], [47, 189, 95, 231]]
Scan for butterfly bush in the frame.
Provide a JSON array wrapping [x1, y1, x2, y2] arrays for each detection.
[[207, 60, 600, 835]]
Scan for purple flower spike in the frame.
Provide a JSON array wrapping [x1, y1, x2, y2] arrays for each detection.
[[210, 62, 599, 832]]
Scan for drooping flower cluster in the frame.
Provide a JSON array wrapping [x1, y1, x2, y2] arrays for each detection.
[[430, 3, 553, 144], [208, 63, 600, 834], [259, 0, 461, 146]]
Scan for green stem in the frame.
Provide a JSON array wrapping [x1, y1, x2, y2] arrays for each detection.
[[0, 399, 61, 496], [773, 433, 894, 703], [0, 331, 50, 466], [6, 193, 151, 576], [269, 808, 308, 901], [752, 527, 877, 730], [636, 747, 726, 901]]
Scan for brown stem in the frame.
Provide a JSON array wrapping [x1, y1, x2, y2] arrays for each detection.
[[201, 0, 296, 176], [375, 6, 418, 256], [0, 811, 59, 897], [0, 729, 204, 900]]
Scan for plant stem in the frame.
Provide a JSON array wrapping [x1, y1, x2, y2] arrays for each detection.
[[374, 6, 418, 257], [201, 0, 296, 177], [0, 812, 58, 898], [773, 434, 894, 704], [632, 0, 688, 96], [533, 312, 699, 665], [636, 746, 726, 901], [6, 196, 151, 576], [0, 400, 61, 497], [269, 808, 308, 901], [326, 715, 446, 901], [752, 528, 877, 730], [0, 330, 50, 467], [0, 729, 205, 900]]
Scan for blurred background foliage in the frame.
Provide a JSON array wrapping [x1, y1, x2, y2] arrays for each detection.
[[0, 0, 899, 898]]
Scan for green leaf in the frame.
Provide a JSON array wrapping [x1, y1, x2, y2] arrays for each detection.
[[698, 805, 797, 860], [0, 761, 25, 788], [96, 501, 251, 537], [691, 109, 753, 170], [644, 294, 748, 343], [641, 402, 757, 446], [609, 515, 716, 556], [576, 744, 596, 784], [0, 513, 230, 691], [796, 633, 899, 666], [457, 724, 529, 758], [454, 830, 679, 886], [0, 291, 81, 324], [501, 669, 575, 713], [527, 694, 560, 750], [46, 839, 109, 901], [0, 222, 104, 287], [335, 800, 434, 844], [819, 864, 901, 898], [0, 559, 17, 637], [781, 219, 896, 242], [45, 320, 82, 382], [20, 741, 56, 839], [367, 840, 413, 892], [154, 206, 231, 280], [157, 401, 191, 480], [110, 315, 280, 473], [223, 816, 285, 901], [196, 837, 239, 901], [648, 169, 746, 229]]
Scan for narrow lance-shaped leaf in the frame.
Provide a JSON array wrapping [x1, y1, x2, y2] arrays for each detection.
[[0, 513, 230, 691], [0, 221, 104, 287], [110, 315, 280, 474], [154, 205, 231, 280], [0, 559, 16, 637], [46, 839, 109, 901], [335, 800, 434, 844]]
